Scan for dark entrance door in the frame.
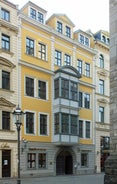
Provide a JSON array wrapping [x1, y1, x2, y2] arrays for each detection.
[[2, 150, 11, 177], [56, 151, 73, 175]]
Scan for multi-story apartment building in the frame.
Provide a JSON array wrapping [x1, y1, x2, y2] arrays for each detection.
[[0, 0, 19, 178], [0, 0, 110, 179], [105, 1, 117, 183], [17, 1, 97, 177], [93, 30, 110, 173]]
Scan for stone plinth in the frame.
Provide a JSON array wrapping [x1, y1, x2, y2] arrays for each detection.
[[104, 155, 117, 184]]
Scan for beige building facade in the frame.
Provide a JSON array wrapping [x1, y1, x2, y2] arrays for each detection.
[[93, 30, 110, 173], [0, 0, 19, 178]]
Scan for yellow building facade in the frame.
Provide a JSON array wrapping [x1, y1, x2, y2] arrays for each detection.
[[17, 1, 98, 177]]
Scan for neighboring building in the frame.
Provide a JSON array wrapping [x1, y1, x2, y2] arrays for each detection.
[[93, 30, 110, 173], [105, 0, 117, 183], [0, 0, 19, 178]]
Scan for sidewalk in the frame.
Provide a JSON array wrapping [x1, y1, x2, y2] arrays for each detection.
[[0, 173, 104, 184]]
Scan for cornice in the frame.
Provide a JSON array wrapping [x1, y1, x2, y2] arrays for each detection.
[[79, 80, 95, 89], [97, 69, 108, 77], [97, 98, 109, 104], [19, 60, 54, 76], [19, 14, 97, 55], [0, 56, 15, 68], [0, 20, 18, 33], [0, 97, 15, 107]]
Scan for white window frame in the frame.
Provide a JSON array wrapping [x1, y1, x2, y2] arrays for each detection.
[[38, 112, 49, 136], [24, 76, 36, 97], [37, 79, 48, 100], [24, 110, 36, 135], [79, 34, 90, 47], [79, 119, 92, 139]]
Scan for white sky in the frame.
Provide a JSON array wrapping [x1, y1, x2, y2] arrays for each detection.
[[9, 0, 109, 33]]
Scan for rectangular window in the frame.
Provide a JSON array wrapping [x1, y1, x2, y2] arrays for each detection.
[[54, 79, 59, 99], [79, 92, 83, 107], [26, 77, 34, 97], [79, 120, 83, 138], [38, 12, 44, 23], [99, 106, 104, 122], [71, 115, 77, 135], [80, 34, 84, 44], [79, 34, 89, 47], [2, 111, 10, 130], [85, 63, 90, 77], [57, 21, 62, 33], [70, 81, 77, 101], [64, 54, 71, 66], [38, 80, 46, 100], [30, 8, 36, 19], [2, 34, 10, 51], [85, 37, 89, 46], [66, 26, 71, 38], [2, 71, 10, 90], [55, 50, 62, 66], [81, 153, 88, 167], [38, 43, 46, 60], [101, 136, 110, 150], [61, 78, 69, 98], [85, 121, 90, 138], [54, 113, 59, 134], [27, 153, 36, 169], [40, 114, 47, 135], [84, 93, 90, 109], [1, 8, 10, 21], [26, 112, 34, 134], [99, 79, 104, 94], [26, 38, 34, 56], [38, 153, 46, 168], [61, 113, 69, 134], [99, 54, 104, 68], [77, 59, 82, 74]]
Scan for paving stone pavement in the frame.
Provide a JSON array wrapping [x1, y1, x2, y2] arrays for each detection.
[[0, 173, 104, 184]]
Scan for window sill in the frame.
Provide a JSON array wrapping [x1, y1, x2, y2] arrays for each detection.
[[0, 88, 14, 93], [0, 129, 15, 133], [0, 48, 14, 56]]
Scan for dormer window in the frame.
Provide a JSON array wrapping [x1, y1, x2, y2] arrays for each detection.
[[79, 34, 89, 47], [102, 35, 106, 43], [30, 8, 36, 20], [66, 26, 71, 38], [80, 34, 84, 44], [57, 21, 62, 33], [30, 7, 44, 24], [85, 37, 89, 46], [107, 38, 109, 45], [38, 12, 44, 23]]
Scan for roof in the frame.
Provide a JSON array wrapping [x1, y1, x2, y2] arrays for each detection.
[[46, 13, 75, 27]]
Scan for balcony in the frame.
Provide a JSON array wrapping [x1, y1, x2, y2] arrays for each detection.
[[53, 134, 79, 146]]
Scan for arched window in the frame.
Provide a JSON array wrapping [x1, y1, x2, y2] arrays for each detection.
[[99, 54, 104, 68]]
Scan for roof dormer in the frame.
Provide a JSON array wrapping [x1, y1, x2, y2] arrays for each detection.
[[74, 29, 91, 47], [46, 14, 75, 39], [94, 30, 109, 45], [20, 1, 47, 24]]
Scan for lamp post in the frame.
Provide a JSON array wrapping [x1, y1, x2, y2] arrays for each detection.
[[12, 105, 25, 184]]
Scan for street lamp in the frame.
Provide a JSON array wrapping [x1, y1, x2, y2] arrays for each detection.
[[12, 105, 25, 184]]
